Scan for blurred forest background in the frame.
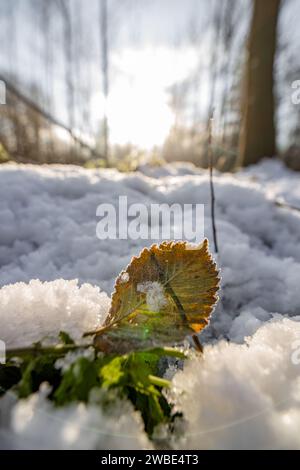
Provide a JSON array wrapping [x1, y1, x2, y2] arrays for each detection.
[[0, 0, 299, 171]]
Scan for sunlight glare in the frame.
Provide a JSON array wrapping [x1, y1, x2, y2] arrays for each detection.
[[91, 46, 199, 149]]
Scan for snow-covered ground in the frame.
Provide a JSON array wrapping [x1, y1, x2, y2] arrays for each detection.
[[0, 158, 300, 449]]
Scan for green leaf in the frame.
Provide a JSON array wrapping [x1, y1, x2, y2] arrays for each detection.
[[58, 331, 75, 345], [54, 357, 100, 406], [1, 342, 186, 439], [18, 355, 60, 398], [99, 355, 127, 388], [99, 350, 174, 436]]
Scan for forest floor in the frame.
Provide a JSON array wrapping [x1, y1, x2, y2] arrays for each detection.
[[0, 158, 300, 449]]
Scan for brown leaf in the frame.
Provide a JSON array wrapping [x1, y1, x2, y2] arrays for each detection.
[[91, 239, 220, 352]]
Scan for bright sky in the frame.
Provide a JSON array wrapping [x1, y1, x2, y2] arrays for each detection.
[[90, 46, 202, 148]]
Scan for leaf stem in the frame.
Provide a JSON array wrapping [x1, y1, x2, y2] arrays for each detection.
[[6, 343, 92, 360], [192, 334, 203, 353], [148, 375, 171, 388]]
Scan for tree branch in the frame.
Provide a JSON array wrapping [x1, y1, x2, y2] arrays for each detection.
[[0, 74, 105, 162]]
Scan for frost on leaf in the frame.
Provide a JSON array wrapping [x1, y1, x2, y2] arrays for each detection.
[[120, 272, 130, 284], [137, 281, 167, 312], [93, 239, 220, 353]]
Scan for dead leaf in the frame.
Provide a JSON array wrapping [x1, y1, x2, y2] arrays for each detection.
[[89, 239, 220, 352]]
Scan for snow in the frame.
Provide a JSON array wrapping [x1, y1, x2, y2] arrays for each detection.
[[55, 348, 95, 373], [0, 385, 152, 450], [0, 279, 110, 348], [171, 318, 300, 450], [0, 158, 300, 449]]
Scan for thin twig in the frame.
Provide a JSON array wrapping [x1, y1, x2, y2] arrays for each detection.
[[208, 108, 219, 254], [275, 199, 300, 212]]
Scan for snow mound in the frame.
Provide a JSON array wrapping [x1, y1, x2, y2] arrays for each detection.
[[0, 385, 151, 450], [172, 318, 300, 450], [0, 279, 110, 348], [1, 159, 300, 449], [1, 159, 300, 342]]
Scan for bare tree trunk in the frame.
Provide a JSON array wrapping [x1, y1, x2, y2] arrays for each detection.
[[238, 0, 281, 166]]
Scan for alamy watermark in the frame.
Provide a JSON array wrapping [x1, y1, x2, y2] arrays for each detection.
[[291, 339, 300, 366], [291, 80, 300, 105], [96, 196, 204, 243], [0, 80, 6, 105]]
